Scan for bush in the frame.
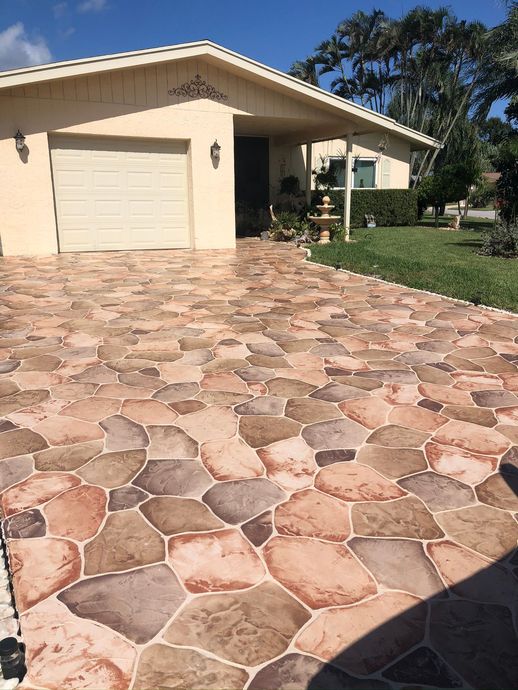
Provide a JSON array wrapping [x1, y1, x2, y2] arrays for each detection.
[[471, 178, 496, 208], [311, 189, 418, 228], [479, 220, 518, 258]]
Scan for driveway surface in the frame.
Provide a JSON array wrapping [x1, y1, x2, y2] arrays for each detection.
[[0, 240, 517, 690]]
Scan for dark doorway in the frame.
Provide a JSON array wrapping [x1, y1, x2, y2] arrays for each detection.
[[234, 136, 270, 236]]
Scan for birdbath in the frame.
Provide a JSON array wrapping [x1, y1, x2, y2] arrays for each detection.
[[309, 196, 341, 244]]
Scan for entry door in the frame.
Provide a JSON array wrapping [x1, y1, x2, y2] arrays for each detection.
[[234, 136, 270, 210], [50, 135, 190, 252]]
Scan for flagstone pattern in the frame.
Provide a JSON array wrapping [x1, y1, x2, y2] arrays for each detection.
[[0, 240, 516, 689]]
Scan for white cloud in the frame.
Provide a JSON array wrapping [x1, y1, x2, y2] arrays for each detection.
[[77, 0, 107, 12], [0, 23, 52, 71], [53, 2, 68, 18]]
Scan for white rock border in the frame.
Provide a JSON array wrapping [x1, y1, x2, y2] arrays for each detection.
[[302, 246, 518, 318], [0, 523, 21, 688]]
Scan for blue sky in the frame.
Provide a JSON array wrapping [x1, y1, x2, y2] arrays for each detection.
[[0, 0, 509, 116]]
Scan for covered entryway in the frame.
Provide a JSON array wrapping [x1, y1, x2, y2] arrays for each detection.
[[50, 135, 190, 252], [234, 136, 270, 236]]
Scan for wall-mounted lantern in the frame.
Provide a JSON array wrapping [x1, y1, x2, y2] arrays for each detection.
[[14, 130, 26, 152], [210, 139, 221, 161]]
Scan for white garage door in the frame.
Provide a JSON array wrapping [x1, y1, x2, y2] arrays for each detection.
[[50, 136, 190, 252]]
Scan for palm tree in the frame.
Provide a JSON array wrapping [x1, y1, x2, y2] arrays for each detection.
[[474, 3, 518, 120], [288, 56, 321, 87]]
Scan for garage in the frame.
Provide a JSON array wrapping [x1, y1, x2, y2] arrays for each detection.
[[50, 136, 190, 252]]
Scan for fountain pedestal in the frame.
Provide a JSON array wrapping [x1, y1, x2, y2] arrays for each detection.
[[309, 196, 341, 244]]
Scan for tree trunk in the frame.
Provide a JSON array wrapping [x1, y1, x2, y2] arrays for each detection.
[[435, 206, 439, 228]]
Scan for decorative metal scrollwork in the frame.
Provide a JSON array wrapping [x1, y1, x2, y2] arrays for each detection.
[[168, 74, 228, 101]]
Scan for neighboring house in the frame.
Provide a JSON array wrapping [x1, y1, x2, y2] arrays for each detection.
[[0, 41, 439, 256]]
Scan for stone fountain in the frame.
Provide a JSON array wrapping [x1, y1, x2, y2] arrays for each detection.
[[309, 196, 341, 244]]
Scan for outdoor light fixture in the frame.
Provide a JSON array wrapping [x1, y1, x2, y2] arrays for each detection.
[[14, 130, 26, 152], [210, 139, 221, 161]]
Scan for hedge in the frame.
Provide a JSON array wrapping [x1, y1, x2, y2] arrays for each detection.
[[311, 189, 418, 228]]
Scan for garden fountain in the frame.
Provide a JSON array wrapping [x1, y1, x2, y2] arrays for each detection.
[[309, 195, 341, 244]]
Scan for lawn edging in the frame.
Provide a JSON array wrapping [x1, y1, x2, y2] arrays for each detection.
[[302, 246, 518, 318]]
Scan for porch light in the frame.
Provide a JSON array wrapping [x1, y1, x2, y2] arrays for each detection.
[[14, 130, 26, 152], [210, 139, 221, 161]]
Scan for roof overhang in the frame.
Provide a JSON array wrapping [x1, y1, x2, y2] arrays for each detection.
[[0, 40, 441, 151]]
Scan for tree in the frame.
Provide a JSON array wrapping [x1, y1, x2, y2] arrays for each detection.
[[417, 163, 481, 226], [474, 3, 518, 121], [290, 7, 489, 185], [495, 137, 518, 223], [288, 56, 320, 87]]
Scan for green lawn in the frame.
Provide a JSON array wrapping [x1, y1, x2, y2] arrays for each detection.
[[309, 222, 518, 313]]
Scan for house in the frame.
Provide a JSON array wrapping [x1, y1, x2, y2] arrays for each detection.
[[0, 40, 439, 256], [296, 133, 414, 191]]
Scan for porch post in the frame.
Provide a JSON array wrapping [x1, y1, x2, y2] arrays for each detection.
[[305, 141, 312, 208], [343, 133, 353, 242]]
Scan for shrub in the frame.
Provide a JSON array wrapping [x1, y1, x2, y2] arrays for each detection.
[[279, 175, 301, 195], [417, 164, 481, 226], [311, 189, 418, 228], [479, 220, 518, 258], [495, 138, 518, 224], [470, 178, 496, 208]]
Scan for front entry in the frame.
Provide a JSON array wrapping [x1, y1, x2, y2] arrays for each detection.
[[234, 136, 269, 236]]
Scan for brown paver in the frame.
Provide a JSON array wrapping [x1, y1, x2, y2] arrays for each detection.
[[0, 240, 517, 689]]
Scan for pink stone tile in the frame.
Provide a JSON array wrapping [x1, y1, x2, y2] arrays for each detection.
[[339, 397, 390, 429], [374, 383, 421, 406], [495, 406, 518, 425], [120, 399, 178, 424], [44, 485, 106, 540], [425, 441, 497, 485], [20, 598, 136, 690], [10, 537, 81, 611], [34, 416, 104, 446], [275, 489, 350, 541], [7, 399, 69, 427], [2, 472, 81, 516], [14, 372, 67, 389], [257, 437, 317, 491], [200, 372, 249, 392], [264, 536, 376, 608], [168, 528, 265, 593], [451, 371, 503, 391], [296, 591, 423, 673], [417, 383, 473, 406], [201, 437, 264, 480], [316, 463, 405, 502], [388, 405, 447, 432], [59, 397, 120, 422], [158, 363, 203, 383], [176, 406, 238, 442], [432, 420, 510, 455]]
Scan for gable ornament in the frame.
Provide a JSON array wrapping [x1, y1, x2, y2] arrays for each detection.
[[168, 74, 228, 102]]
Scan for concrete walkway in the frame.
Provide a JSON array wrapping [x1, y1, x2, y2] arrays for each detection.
[[0, 240, 517, 689]]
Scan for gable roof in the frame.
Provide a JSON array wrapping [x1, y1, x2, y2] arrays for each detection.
[[0, 40, 440, 150]]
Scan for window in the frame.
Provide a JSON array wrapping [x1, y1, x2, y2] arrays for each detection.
[[327, 157, 377, 189]]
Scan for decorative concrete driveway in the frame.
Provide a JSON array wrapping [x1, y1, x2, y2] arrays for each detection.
[[0, 240, 517, 690]]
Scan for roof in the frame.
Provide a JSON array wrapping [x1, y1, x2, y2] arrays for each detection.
[[0, 40, 441, 151]]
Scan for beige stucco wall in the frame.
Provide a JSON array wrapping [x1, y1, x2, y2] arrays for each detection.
[[1, 58, 340, 256], [0, 96, 236, 255], [288, 133, 412, 192]]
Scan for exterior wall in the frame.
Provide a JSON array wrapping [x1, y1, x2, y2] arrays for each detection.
[[289, 133, 412, 192], [0, 58, 335, 256]]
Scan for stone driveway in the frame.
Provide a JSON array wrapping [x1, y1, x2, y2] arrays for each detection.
[[0, 240, 517, 690]]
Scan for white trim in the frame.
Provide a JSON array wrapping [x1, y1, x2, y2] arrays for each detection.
[[328, 156, 378, 190], [0, 40, 441, 151]]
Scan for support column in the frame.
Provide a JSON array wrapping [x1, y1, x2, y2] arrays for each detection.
[[305, 141, 312, 208], [343, 133, 353, 242]]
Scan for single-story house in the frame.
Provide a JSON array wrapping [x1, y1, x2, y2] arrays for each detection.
[[0, 40, 440, 256]]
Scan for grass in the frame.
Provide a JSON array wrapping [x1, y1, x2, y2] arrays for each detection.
[[309, 219, 518, 313]]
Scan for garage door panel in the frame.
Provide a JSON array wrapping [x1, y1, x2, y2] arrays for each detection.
[[50, 136, 190, 252]]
